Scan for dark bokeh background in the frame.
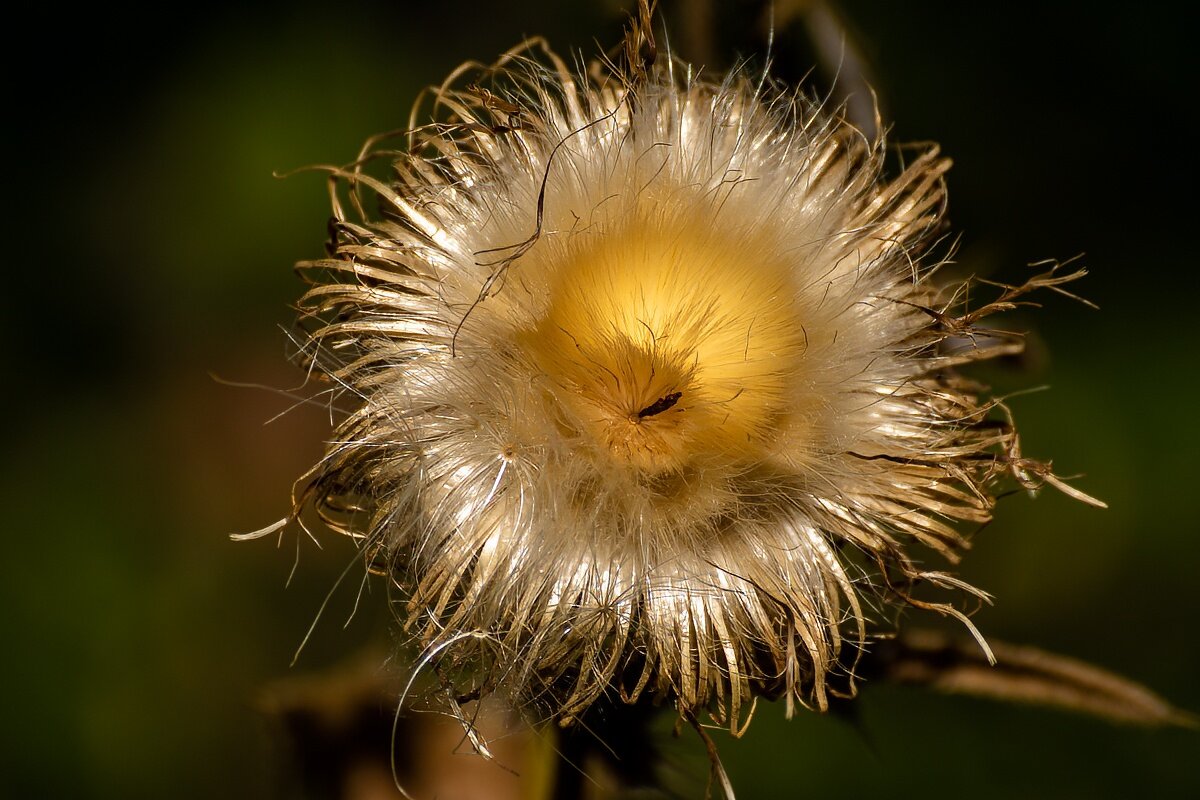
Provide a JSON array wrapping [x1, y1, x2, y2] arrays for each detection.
[[4, 1, 1196, 797]]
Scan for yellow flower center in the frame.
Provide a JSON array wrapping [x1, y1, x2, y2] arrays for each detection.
[[525, 216, 806, 475]]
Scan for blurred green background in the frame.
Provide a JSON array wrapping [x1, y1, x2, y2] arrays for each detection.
[[4, 1, 1196, 797]]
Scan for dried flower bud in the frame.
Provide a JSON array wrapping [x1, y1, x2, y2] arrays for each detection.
[[277, 12, 1097, 737]]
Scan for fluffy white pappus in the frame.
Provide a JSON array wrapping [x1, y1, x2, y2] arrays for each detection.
[[291, 35, 1088, 731]]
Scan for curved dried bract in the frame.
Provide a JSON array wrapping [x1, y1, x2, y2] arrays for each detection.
[[289, 21, 1094, 732]]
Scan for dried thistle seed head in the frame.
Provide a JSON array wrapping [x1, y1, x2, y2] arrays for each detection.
[[289, 21, 1095, 732]]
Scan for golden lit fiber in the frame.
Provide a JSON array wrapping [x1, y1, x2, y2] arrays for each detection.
[[526, 215, 806, 474]]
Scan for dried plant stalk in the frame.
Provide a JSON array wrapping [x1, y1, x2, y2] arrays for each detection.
[[869, 629, 1196, 728]]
